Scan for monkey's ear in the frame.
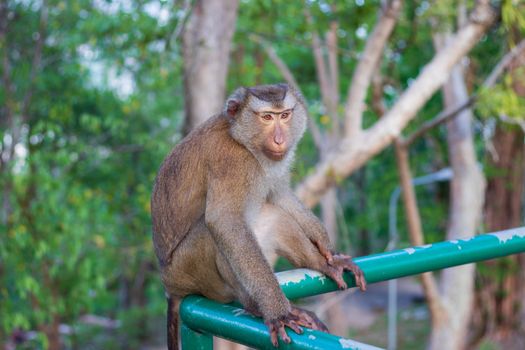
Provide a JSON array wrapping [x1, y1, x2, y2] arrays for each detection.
[[226, 99, 241, 117], [224, 87, 246, 118]]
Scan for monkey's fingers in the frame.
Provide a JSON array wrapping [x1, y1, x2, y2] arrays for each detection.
[[312, 239, 334, 265], [334, 255, 367, 291], [325, 265, 348, 290], [266, 315, 302, 347], [349, 265, 367, 292]]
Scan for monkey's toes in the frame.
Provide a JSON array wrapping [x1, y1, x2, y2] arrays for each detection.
[[266, 319, 286, 347], [265, 314, 303, 347], [291, 307, 329, 332], [266, 320, 282, 347]]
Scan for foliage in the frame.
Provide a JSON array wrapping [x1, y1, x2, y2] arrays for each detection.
[[476, 0, 525, 123], [1, 0, 178, 347]]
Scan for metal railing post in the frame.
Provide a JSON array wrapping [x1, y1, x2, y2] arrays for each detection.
[[180, 296, 383, 350], [181, 322, 213, 349]]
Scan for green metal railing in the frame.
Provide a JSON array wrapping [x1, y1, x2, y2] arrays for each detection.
[[180, 227, 525, 349]]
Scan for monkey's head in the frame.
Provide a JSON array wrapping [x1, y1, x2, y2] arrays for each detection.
[[225, 83, 307, 162]]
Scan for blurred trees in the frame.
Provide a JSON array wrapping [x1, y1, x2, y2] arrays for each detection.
[[1, 1, 180, 348], [1, 0, 524, 349]]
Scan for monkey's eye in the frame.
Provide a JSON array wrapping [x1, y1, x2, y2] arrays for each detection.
[[262, 114, 273, 121], [281, 112, 290, 120]]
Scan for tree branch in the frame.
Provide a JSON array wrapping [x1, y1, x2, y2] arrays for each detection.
[[296, 1, 496, 207], [305, 8, 335, 121], [483, 39, 525, 89], [403, 38, 525, 146], [403, 100, 474, 146], [165, 0, 192, 50], [343, 0, 403, 138], [326, 21, 340, 112]]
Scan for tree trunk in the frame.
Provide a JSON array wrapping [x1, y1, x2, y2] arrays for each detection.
[[428, 34, 485, 350], [393, 141, 445, 327], [182, 0, 239, 134], [485, 125, 524, 232], [468, 29, 525, 350], [469, 124, 525, 348], [355, 169, 371, 255]]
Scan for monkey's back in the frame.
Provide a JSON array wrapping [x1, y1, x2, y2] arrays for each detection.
[[151, 115, 253, 267]]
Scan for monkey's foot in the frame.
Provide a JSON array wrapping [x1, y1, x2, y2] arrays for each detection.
[[324, 254, 367, 292], [290, 306, 329, 332], [265, 314, 303, 347]]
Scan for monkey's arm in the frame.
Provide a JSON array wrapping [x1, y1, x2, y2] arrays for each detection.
[[205, 178, 305, 346], [271, 187, 367, 291], [271, 186, 333, 256]]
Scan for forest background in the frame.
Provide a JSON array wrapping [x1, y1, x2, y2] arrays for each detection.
[[1, 0, 525, 349]]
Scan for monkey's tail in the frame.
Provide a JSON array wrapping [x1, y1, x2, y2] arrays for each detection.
[[167, 297, 180, 350]]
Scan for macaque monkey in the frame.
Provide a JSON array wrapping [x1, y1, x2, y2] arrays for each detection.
[[151, 83, 366, 349]]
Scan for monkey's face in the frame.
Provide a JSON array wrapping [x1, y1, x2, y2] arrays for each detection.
[[227, 84, 307, 162], [252, 105, 294, 161]]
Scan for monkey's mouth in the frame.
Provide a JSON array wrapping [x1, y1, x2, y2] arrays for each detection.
[[264, 149, 286, 161]]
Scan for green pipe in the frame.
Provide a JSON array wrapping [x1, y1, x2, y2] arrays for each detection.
[[180, 227, 525, 349], [180, 323, 213, 349], [180, 296, 383, 350], [278, 227, 525, 299]]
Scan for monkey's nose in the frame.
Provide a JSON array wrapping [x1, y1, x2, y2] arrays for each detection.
[[274, 132, 285, 145], [273, 125, 285, 145]]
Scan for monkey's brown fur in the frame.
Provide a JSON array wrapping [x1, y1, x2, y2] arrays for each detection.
[[151, 84, 366, 349]]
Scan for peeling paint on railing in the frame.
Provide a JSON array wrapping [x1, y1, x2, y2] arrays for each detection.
[[278, 227, 525, 300], [491, 227, 525, 243]]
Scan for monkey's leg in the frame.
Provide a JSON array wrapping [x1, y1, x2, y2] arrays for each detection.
[[162, 218, 238, 303], [161, 219, 240, 350], [213, 237, 306, 347]]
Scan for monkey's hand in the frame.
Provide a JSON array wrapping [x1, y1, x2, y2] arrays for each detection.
[[265, 313, 303, 347], [326, 253, 367, 291], [290, 306, 329, 332], [312, 240, 367, 292]]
